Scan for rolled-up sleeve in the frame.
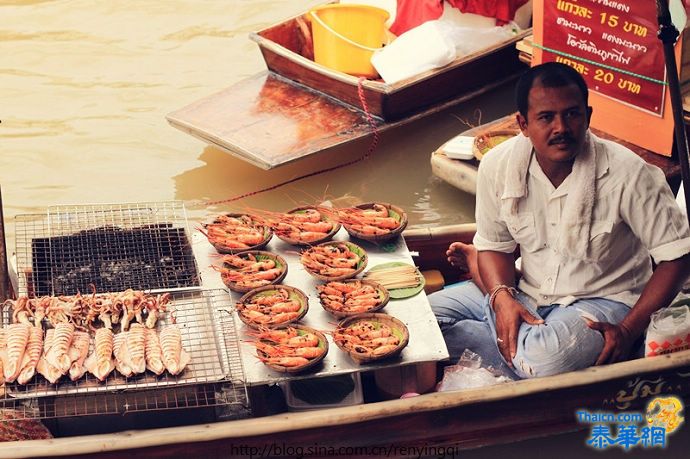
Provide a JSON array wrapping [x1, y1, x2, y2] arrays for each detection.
[[621, 162, 690, 263], [473, 154, 517, 253]]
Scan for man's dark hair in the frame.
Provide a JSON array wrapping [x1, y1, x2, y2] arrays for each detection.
[[515, 62, 589, 118]]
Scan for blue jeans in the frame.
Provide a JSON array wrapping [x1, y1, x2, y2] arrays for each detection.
[[430, 281, 631, 379]]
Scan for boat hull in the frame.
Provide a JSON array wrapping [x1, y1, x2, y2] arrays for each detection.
[[252, 17, 531, 121], [10, 348, 690, 458]]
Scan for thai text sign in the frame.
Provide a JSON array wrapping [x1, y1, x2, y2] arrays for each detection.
[[542, 0, 666, 115]]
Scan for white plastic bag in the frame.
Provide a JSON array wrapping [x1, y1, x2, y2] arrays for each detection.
[[371, 20, 457, 85], [645, 301, 690, 357], [371, 19, 517, 85], [436, 350, 511, 392]]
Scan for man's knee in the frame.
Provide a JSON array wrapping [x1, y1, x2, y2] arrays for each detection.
[[511, 322, 604, 378], [429, 281, 486, 323]]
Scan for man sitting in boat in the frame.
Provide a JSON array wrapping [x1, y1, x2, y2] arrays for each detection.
[[430, 62, 690, 379]]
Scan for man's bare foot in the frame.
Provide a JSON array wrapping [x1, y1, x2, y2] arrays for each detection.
[[446, 242, 486, 294]]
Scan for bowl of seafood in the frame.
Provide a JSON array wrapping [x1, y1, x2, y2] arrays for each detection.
[[268, 206, 341, 246], [200, 213, 273, 254], [300, 241, 368, 281], [213, 251, 288, 293], [333, 313, 409, 364], [330, 202, 408, 243], [249, 325, 329, 374], [236, 285, 309, 329], [317, 279, 389, 318]]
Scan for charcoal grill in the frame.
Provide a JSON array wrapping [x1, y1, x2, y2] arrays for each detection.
[[15, 201, 199, 296], [4, 202, 249, 421]]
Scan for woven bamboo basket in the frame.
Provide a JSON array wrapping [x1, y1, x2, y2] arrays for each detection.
[[255, 325, 329, 374], [318, 279, 389, 318], [219, 250, 288, 293], [203, 213, 273, 254], [235, 285, 308, 329], [273, 205, 341, 246], [342, 202, 408, 243], [301, 241, 368, 281], [472, 130, 518, 161], [334, 313, 409, 364]]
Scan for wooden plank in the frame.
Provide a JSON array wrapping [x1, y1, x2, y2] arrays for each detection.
[[9, 350, 690, 458], [166, 71, 519, 170], [166, 72, 378, 170]]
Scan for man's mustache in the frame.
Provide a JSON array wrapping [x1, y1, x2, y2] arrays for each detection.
[[548, 135, 575, 145]]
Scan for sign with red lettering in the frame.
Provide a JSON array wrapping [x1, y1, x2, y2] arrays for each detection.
[[541, 1, 666, 115]]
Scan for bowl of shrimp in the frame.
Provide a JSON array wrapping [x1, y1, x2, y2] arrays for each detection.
[[213, 251, 288, 293], [333, 313, 409, 364], [329, 202, 408, 243], [268, 206, 341, 246], [316, 279, 389, 318], [235, 285, 308, 329], [249, 325, 329, 373], [300, 241, 368, 281], [199, 213, 273, 254]]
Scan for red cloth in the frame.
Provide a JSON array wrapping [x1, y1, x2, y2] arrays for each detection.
[[389, 0, 443, 36], [390, 0, 529, 36], [448, 0, 530, 25]]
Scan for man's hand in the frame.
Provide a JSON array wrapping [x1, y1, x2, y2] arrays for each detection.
[[493, 294, 544, 367], [586, 320, 636, 365], [446, 242, 486, 293]]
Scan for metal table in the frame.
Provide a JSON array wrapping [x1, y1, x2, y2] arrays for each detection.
[[192, 227, 449, 386]]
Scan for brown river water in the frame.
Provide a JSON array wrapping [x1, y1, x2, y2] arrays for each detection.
[[6, 3, 690, 456], [0, 0, 515, 250]]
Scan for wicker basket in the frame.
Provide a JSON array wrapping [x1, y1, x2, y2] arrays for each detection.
[[342, 202, 408, 243], [301, 241, 368, 281], [203, 213, 273, 254], [334, 313, 409, 364], [219, 250, 288, 293], [255, 325, 329, 374], [236, 285, 308, 329], [318, 279, 389, 318], [472, 130, 518, 161], [273, 206, 341, 246]]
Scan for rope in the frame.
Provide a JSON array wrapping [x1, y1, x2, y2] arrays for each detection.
[[193, 77, 380, 208], [531, 42, 668, 86]]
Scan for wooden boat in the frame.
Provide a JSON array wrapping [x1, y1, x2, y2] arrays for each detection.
[[166, 6, 531, 169], [6, 223, 690, 458], [431, 113, 684, 195]]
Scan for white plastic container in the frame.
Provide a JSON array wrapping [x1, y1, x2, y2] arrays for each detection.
[[282, 373, 363, 412]]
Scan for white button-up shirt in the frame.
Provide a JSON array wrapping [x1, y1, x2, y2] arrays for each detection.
[[473, 133, 690, 307]]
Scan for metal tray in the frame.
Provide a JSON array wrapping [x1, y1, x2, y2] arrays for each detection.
[[3, 289, 244, 399]]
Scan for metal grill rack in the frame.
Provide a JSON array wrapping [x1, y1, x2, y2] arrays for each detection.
[[15, 201, 200, 297], [0, 289, 249, 420]]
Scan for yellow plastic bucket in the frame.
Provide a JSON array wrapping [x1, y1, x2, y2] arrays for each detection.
[[308, 4, 389, 78]]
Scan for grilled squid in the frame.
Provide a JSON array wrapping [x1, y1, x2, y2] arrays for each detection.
[[36, 329, 62, 384], [125, 324, 146, 374], [68, 331, 91, 381], [144, 328, 165, 375], [46, 322, 75, 373], [84, 328, 115, 381], [160, 324, 190, 376], [4, 323, 31, 383], [17, 326, 44, 384], [112, 332, 132, 377]]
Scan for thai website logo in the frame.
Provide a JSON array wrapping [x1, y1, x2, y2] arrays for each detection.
[[577, 396, 684, 450]]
